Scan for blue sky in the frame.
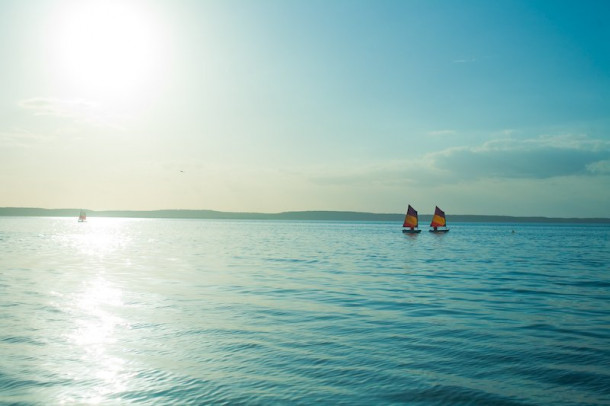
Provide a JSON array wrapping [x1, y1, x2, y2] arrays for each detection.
[[1, 0, 609, 216]]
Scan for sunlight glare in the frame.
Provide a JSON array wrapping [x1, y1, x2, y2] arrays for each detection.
[[46, 0, 168, 102]]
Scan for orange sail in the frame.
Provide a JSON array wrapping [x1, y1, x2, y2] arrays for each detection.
[[430, 206, 446, 228], [403, 205, 419, 229]]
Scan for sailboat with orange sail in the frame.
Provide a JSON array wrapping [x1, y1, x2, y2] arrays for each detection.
[[78, 210, 87, 222], [429, 206, 449, 233], [402, 205, 421, 234]]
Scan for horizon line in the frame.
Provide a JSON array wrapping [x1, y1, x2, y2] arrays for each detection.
[[1, 207, 609, 223]]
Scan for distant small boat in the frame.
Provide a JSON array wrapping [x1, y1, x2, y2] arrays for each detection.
[[78, 210, 87, 222], [429, 206, 449, 232], [402, 205, 421, 234]]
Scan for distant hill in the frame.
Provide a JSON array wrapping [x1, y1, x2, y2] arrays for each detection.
[[1, 207, 609, 224]]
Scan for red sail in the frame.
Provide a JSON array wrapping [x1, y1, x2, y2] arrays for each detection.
[[430, 206, 446, 228], [403, 205, 418, 228]]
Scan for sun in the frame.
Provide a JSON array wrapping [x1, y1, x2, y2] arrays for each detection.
[[46, 0, 168, 102]]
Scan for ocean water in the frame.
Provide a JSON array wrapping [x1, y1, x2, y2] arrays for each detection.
[[1, 217, 609, 405]]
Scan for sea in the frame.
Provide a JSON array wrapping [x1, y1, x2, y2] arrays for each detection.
[[1, 216, 609, 405]]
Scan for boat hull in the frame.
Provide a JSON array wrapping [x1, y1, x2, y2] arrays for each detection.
[[402, 229, 421, 234], [429, 229, 449, 233]]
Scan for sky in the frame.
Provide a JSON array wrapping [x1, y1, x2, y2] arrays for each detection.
[[1, 0, 609, 217]]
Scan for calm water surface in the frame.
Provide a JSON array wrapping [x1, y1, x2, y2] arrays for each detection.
[[1, 217, 609, 405]]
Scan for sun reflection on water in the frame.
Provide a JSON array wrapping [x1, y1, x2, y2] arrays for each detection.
[[72, 278, 123, 344], [62, 276, 130, 404], [70, 218, 132, 258], [53, 218, 140, 403]]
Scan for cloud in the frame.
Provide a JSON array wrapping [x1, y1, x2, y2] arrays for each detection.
[[430, 135, 610, 180], [587, 160, 610, 174], [18, 97, 125, 130], [306, 134, 610, 189]]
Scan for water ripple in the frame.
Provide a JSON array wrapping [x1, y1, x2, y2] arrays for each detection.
[[1, 219, 609, 405]]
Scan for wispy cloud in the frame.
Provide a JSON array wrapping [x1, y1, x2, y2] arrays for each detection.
[[452, 58, 477, 64], [18, 97, 125, 130], [19, 98, 97, 117], [428, 130, 456, 136], [306, 154, 446, 188], [309, 161, 421, 187], [0, 127, 54, 147]]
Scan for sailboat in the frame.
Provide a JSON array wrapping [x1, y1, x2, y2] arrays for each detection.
[[402, 205, 421, 234], [429, 206, 449, 233], [78, 210, 87, 222]]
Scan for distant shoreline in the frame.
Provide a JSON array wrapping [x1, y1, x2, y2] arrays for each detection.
[[1, 207, 609, 224]]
